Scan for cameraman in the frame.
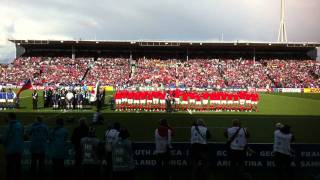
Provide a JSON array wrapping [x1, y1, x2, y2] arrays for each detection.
[[190, 119, 211, 180], [154, 119, 174, 180], [273, 123, 294, 180]]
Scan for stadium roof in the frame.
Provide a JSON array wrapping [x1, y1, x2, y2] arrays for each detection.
[[9, 39, 320, 47], [9, 39, 320, 59]]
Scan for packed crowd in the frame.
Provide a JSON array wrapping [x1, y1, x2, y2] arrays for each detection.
[[0, 57, 319, 88], [0, 57, 130, 87], [262, 60, 320, 88], [130, 59, 226, 88]]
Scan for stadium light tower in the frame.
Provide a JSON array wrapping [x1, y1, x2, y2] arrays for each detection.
[[278, 0, 288, 42]]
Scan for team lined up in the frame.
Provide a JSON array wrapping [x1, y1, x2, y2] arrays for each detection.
[[114, 90, 260, 112]]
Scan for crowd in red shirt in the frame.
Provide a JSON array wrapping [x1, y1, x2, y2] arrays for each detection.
[[0, 57, 319, 88]]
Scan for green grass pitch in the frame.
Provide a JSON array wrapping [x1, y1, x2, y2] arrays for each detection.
[[1, 90, 320, 180]]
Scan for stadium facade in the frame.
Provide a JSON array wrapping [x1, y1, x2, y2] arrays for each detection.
[[9, 40, 320, 60]]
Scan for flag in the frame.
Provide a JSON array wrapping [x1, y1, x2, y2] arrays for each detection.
[[90, 81, 100, 102], [17, 79, 32, 97]]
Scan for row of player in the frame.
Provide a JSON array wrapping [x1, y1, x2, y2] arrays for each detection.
[[114, 90, 259, 112], [40, 89, 104, 110]]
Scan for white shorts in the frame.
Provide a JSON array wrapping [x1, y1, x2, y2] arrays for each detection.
[[174, 98, 180, 104], [221, 100, 227, 104], [227, 101, 233, 104], [153, 98, 159, 104], [189, 99, 195, 104], [116, 99, 121, 104], [203, 100, 208, 105], [128, 99, 133, 104], [160, 100, 165, 104], [240, 99, 245, 105], [213, 100, 220, 104], [234, 101, 239, 104], [181, 101, 188, 105], [134, 100, 140, 104], [147, 100, 152, 104], [252, 101, 258, 105], [196, 101, 201, 105], [0, 99, 5, 103], [122, 98, 127, 102], [246, 100, 252, 104], [140, 100, 146, 104]]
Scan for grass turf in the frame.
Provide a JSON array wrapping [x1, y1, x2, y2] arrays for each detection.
[[1, 90, 320, 180]]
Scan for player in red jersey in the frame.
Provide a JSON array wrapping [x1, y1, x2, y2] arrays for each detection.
[[181, 91, 189, 111], [133, 91, 140, 110], [127, 91, 134, 111], [152, 91, 160, 111], [139, 91, 147, 111], [159, 91, 166, 112], [121, 90, 128, 111], [251, 93, 259, 112], [226, 92, 233, 111], [173, 89, 181, 111], [189, 91, 196, 111], [238, 91, 246, 108], [146, 91, 153, 111], [220, 92, 227, 111], [202, 91, 209, 111], [209, 92, 215, 111], [233, 93, 240, 111], [195, 92, 202, 111], [114, 91, 121, 111]]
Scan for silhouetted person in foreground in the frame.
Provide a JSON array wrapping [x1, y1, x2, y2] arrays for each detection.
[[3, 113, 24, 180], [80, 126, 103, 180], [71, 117, 89, 179], [224, 119, 250, 180], [154, 119, 174, 180], [273, 123, 294, 180], [190, 119, 211, 180], [27, 116, 49, 180], [112, 128, 135, 180], [49, 118, 68, 179]]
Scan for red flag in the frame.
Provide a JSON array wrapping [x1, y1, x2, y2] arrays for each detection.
[[17, 79, 33, 97]]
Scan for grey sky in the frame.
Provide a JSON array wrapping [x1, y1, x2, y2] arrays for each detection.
[[0, 0, 319, 62]]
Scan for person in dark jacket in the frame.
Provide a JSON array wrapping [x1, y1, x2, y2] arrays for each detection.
[[80, 126, 103, 180], [49, 118, 68, 179], [3, 113, 24, 180], [71, 118, 89, 175], [27, 116, 49, 179]]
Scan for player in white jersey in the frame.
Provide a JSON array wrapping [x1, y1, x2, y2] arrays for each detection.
[[190, 119, 211, 180], [273, 124, 294, 180], [224, 119, 250, 178]]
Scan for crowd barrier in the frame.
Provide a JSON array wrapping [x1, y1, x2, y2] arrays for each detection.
[[19, 142, 320, 169]]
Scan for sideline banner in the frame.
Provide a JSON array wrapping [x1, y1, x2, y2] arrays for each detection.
[[19, 142, 320, 169], [304, 88, 320, 93]]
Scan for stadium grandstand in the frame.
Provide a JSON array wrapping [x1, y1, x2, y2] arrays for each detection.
[[0, 40, 319, 89]]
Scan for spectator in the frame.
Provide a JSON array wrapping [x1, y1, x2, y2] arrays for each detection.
[[224, 119, 250, 180], [105, 122, 121, 179], [154, 119, 174, 180], [80, 126, 104, 180], [190, 119, 211, 180], [71, 117, 89, 176], [26, 116, 49, 179], [49, 118, 69, 179], [3, 113, 24, 180], [273, 124, 294, 180], [112, 128, 135, 180]]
